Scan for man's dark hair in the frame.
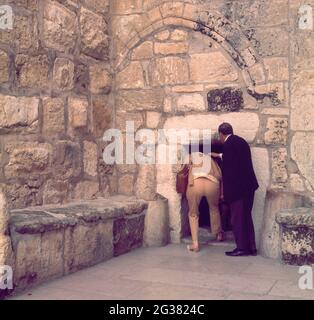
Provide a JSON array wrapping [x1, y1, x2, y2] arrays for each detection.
[[218, 122, 234, 135]]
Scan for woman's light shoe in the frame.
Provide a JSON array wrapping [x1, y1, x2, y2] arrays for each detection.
[[187, 244, 200, 252]]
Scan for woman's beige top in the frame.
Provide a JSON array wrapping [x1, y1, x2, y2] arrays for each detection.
[[183, 152, 222, 186]]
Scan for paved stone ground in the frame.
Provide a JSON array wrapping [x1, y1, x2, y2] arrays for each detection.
[[11, 244, 314, 300]]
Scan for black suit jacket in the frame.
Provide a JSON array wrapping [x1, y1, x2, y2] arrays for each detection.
[[222, 135, 259, 203]]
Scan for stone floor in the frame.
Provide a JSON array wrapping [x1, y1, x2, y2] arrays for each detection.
[[10, 243, 314, 300]]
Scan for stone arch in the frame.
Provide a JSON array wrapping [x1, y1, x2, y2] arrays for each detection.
[[114, 1, 267, 89]]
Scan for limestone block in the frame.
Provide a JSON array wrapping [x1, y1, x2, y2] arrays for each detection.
[[116, 62, 145, 89], [43, 180, 68, 205], [132, 41, 154, 60], [0, 95, 38, 132], [291, 70, 314, 131], [68, 96, 89, 131], [148, 57, 189, 86], [43, 1, 78, 52], [52, 141, 82, 180], [0, 14, 39, 52], [112, 0, 143, 14], [291, 132, 314, 189], [64, 222, 113, 274], [272, 148, 288, 183], [176, 94, 206, 112], [116, 89, 164, 111], [260, 190, 305, 260], [135, 165, 157, 201], [53, 58, 74, 91], [42, 97, 65, 135], [89, 64, 111, 94], [290, 174, 305, 193], [247, 27, 289, 57], [163, 113, 259, 143], [13, 230, 64, 290], [154, 30, 170, 41], [80, 7, 109, 59], [116, 111, 143, 132], [251, 148, 270, 249], [92, 96, 112, 138], [154, 42, 189, 55], [118, 175, 135, 196], [83, 0, 109, 13], [264, 57, 289, 81], [73, 181, 99, 200], [83, 141, 98, 177], [189, 52, 238, 83], [171, 29, 188, 41], [0, 50, 9, 83], [5, 142, 52, 178], [15, 54, 49, 89], [113, 213, 146, 256], [277, 208, 314, 265], [264, 118, 288, 145], [146, 112, 162, 129], [144, 195, 170, 247]]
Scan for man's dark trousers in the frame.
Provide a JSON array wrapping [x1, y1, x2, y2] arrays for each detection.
[[229, 191, 256, 252]]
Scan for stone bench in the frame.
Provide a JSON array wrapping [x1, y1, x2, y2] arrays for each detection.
[[276, 207, 314, 266], [8, 196, 148, 294]]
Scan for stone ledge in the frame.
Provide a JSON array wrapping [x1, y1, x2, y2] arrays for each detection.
[[10, 196, 148, 234], [276, 207, 314, 266], [276, 207, 314, 228], [8, 196, 148, 295]]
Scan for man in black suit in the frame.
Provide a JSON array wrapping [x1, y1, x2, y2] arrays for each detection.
[[212, 123, 259, 256]]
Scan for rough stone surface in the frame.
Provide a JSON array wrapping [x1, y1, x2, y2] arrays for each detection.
[[177, 94, 206, 112], [291, 70, 314, 131], [207, 88, 244, 112], [0, 95, 39, 132], [148, 57, 189, 86], [116, 89, 164, 111], [80, 7, 109, 59], [116, 62, 145, 89], [0, 50, 10, 83], [277, 208, 314, 265], [143, 195, 170, 247], [265, 118, 288, 145], [43, 1, 77, 52], [8, 196, 148, 293], [272, 148, 288, 184], [15, 54, 49, 89], [163, 113, 260, 143], [42, 97, 65, 135], [291, 132, 314, 190], [53, 58, 75, 91], [189, 52, 238, 83], [260, 190, 305, 260], [83, 141, 98, 177], [68, 96, 89, 132], [135, 165, 157, 201], [5, 142, 52, 178]]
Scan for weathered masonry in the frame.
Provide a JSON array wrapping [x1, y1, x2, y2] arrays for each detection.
[[0, 0, 313, 296]]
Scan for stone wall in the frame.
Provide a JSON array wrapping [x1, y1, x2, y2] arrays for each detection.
[[0, 0, 113, 210], [0, 0, 313, 246], [111, 0, 314, 243]]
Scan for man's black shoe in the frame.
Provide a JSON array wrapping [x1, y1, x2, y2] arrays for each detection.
[[224, 248, 238, 256], [249, 249, 258, 256], [225, 249, 250, 257]]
